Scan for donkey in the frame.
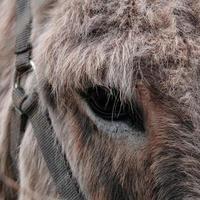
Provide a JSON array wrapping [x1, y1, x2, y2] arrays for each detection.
[[1, 0, 200, 199]]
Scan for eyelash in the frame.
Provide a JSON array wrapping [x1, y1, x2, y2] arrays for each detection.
[[81, 86, 145, 132]]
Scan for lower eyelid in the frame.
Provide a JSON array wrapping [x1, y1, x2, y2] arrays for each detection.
[[88, 109, 135, 136]]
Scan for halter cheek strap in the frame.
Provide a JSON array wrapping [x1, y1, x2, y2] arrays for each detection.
[[11, 0, 84, 199]]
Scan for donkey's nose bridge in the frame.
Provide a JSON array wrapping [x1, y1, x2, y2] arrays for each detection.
[[135, 83, 152, 113], [134, 83, 192, 135], [135, 82, 164, 131]]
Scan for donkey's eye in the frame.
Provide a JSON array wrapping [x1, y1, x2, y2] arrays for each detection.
[[85, 87, 128, 121], [82, 86, 144, 131]]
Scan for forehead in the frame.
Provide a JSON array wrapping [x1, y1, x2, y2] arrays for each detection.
[[35, 0, 200, 100]]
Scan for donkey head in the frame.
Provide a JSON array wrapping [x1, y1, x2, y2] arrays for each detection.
[[31, 0, 200, 199]]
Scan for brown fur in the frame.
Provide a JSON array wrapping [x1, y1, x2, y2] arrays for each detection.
[[1, 0, 200, 199]]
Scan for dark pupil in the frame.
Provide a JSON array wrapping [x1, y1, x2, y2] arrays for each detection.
[[84, 87, 144, 131], [87, 87, 128, 120]]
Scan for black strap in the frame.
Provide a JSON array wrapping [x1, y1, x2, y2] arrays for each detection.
[[10, 0, 32, 181], [16, 0, 32, 72], [20, 92, 83, 200], [10, 106, 27, 180], [12, 91, 84, 200], [11, 0, 84, 199]]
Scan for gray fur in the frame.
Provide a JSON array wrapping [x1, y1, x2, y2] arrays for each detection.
[[1, 0, 200, 199]]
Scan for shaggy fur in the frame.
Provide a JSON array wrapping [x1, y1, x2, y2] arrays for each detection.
[[1, 0, 200, 199]]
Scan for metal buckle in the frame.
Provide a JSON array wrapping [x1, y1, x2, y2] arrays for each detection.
[[13, 60, 36, 115], [14, 60, 35, 89]]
